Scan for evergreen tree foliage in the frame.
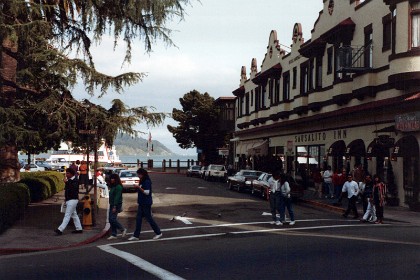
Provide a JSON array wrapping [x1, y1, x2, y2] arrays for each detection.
[[167, 90, 225, 163], [0, 0, 195, 183]]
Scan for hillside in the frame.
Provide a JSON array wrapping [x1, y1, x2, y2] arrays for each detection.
[[114, 133, 176, 156]]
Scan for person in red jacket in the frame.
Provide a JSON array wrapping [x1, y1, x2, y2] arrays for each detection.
[[333, 168, 346, 201]]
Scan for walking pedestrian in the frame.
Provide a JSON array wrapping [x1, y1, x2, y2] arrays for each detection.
[[279, 174, 295, 225], [322, 166, 334, 198], [373, 175, 387, 224], [128, 168, 162, 241], [361, 174, 377, 222], [332, 168, 346, 200], [268, 170, 282, 225], [107, 173, 127, 240], [341, 174, 360, 219], [54, 168, 83, 235]]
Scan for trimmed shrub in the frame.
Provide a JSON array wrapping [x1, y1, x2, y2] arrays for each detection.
[[0, 183, 30, 234]]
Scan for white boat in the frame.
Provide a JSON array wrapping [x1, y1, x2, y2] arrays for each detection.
[[47, 142, 121, 165]]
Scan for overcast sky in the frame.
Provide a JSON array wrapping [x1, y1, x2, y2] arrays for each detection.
[[73, 0, 322, 155]]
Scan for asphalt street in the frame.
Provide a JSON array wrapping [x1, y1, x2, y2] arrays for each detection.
[[1, 173, 419, 280]]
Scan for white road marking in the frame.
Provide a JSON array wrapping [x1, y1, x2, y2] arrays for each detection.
[[98, 244, 185, 280], [173, 216, 193, 224]]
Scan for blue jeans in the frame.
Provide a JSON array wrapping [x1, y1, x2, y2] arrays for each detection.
[[280, 196, 295, 222], [269, 192, 281, 222], [109, 204, 125, 236], [133, 204, 161, 238]]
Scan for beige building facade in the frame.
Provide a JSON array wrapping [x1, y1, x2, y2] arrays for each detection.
[[231, 0, 420, 209]]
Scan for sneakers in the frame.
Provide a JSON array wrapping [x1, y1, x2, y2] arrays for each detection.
[[275, 221, 283, 226], [107, 235, 117, 240], [289, 221, 295, 226], [128, 236, 139, 241], [270, 221, 276, 225], [54, 228, 63, 235], [153, 233, 163, 240], [121, 228, 127, 238]]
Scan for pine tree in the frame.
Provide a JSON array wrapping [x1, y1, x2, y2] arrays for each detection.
[[0, 0, 195, 183]]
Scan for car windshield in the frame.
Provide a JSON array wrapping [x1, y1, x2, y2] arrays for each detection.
[[243, 171, 259, 176], [210, 165, 224, 171], [192, 166, 201, 170], [120, 171, 137, 178]]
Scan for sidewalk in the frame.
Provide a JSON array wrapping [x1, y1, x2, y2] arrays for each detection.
[[300, 188, 420, 225], [0, 190, 110, 255], [1, 184, 419, 256]]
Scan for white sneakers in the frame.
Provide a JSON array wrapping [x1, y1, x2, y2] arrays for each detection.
[[128, 236, 139, 241], [153, 233, 163, 240], [275, 221, 283, 226], [107, 236, 117, 240], [289, 221, 296, 226], [121, 229, 127, 238]]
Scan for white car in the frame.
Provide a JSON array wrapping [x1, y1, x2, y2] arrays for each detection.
[[204, 164, 227, 181], [20, 163, 46, 172], [118, 170, 140, 192]]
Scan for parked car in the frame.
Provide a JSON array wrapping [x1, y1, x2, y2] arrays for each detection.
[[35, 161, 53, 171], [118, 170, 140, 192], [103, 167, 126, 183], [204, 164, 227, 181], [199, 165, 209, 179], [227, 170, 263, 192], [251, 172, 272, 199], [252, 173, 305, 200], [20, 163, 45, 172], [186, 165, 202, 177], [45, 158, 70, 171]]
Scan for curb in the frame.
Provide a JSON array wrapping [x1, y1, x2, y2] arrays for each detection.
[[299, 199, 345, 214], [0, 223, 110, 256]]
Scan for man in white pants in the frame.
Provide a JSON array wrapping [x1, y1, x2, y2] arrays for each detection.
[[55, 168, 83, 235]]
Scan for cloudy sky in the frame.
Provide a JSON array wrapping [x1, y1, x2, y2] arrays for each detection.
[[73, 0, 322, 155]]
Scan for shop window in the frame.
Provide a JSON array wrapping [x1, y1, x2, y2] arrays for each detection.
[[411, 2, 420, 48]]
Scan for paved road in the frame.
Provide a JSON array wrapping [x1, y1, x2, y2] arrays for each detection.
[[1, 173, 419, 279]]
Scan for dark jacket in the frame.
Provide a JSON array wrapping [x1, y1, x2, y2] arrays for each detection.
[[65, 177, 79, 201], [138, 177, 153, 205]]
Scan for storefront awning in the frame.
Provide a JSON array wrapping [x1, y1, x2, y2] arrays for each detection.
[[236, 140, 268, 155], [248, 140, 268, 156]]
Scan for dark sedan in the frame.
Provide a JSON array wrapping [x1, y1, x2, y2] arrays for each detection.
[[227, 170, 262, 192], [254, 174, 304, 200], [251, 172, 272, 200]]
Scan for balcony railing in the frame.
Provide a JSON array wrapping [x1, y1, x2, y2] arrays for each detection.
[[337, 44, 373, 73]]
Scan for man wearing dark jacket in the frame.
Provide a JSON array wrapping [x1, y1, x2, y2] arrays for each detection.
[[55, 168, 83, 235]]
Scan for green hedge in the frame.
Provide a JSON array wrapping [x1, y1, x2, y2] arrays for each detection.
[[0, 172, 65, 234], [0, 183, 30, 234], [20, 171, 65, 202]]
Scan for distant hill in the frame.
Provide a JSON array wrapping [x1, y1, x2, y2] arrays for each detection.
[[114, 133, 176, 156]]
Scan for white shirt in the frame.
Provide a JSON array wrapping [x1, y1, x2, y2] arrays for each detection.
[[323, 170, 332, 183], [280, 181, 291, 198], [268, 177, 280, 193], [342, 180, 359, 198]]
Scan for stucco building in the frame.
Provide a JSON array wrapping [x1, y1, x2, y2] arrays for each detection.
[[231, 0, 420, 210]]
